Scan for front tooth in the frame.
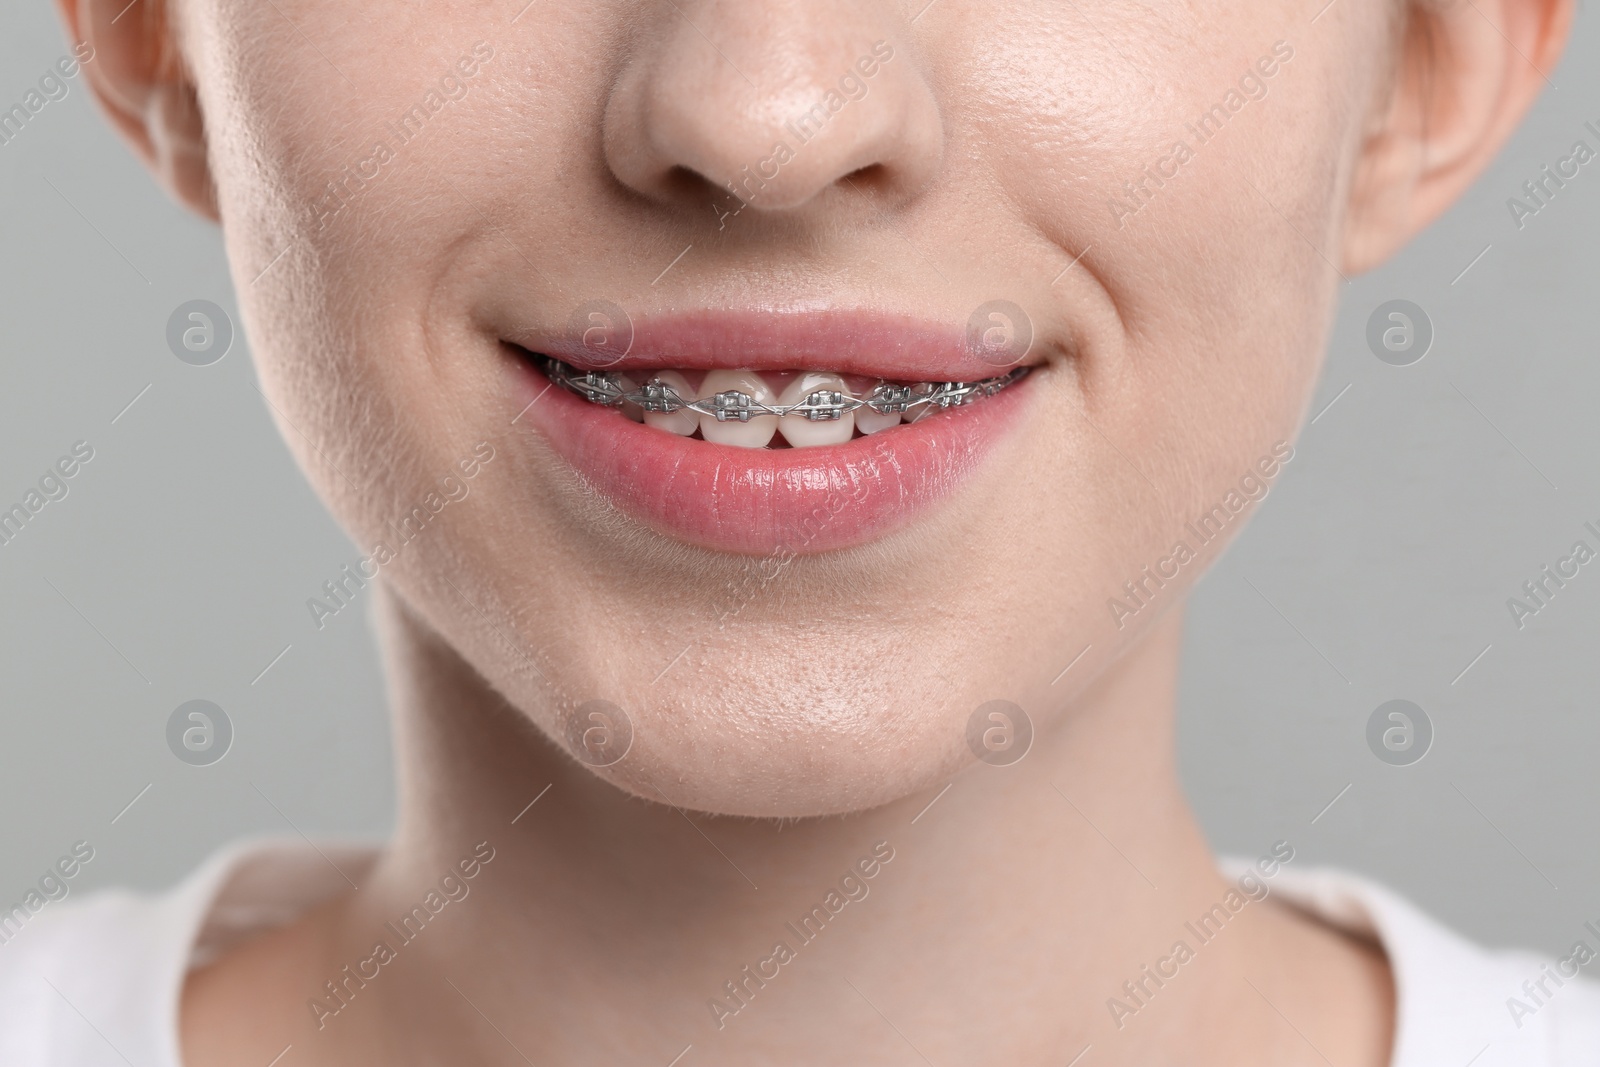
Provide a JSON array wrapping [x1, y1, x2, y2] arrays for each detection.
[[698, 370, 778, 447], [855, 399, 902, 435], [777, 373, 855, 447], [617, 373, 645, 423], [642, 370, 698, 436]]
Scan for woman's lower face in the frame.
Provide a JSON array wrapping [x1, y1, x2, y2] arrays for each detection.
[[185, 0, 1386, 815]]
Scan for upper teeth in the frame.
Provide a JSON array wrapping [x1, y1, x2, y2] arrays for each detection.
[[639, 370, 697, 436], [536, 355, 1028, 448], [699, 369, 779, 447], [776, 372, 854, 447]]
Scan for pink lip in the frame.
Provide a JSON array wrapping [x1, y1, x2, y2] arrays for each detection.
[[506, 308, 1033, 381], [506, 312, 1039, 555]]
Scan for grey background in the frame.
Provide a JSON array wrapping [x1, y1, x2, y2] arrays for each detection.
[[2, 6, 1598, 960]]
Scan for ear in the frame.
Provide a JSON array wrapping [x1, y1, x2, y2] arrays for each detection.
[[55, 0, 217, 219], [1342, 0, 1572, 273]]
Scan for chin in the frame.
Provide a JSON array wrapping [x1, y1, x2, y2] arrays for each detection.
[[572, 688, 970, 819]]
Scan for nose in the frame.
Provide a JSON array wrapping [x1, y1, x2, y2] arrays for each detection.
[[603, 3, 943, 214]]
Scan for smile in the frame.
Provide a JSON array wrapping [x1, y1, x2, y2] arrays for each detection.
[[507, 311, 1043, 554], [533, 353, 1031, 449]]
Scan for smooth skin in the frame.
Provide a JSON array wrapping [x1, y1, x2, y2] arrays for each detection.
[[58, 0, 1569, 1062]]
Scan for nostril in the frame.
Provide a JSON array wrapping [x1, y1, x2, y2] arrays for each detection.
[[838, 162, 889, 192], [661, 160, 895, 214], [664, 164, 717, 198]]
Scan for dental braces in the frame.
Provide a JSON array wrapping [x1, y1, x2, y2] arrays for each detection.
[[535, 355, 1030, 422]]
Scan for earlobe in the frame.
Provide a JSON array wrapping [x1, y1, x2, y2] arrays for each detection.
[[55, 0, 217, 220], [1342, 0, 1572, 274]]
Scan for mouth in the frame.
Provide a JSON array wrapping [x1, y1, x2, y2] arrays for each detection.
[[532, 353, 1031, 448], [504, 310, 1043, 555]]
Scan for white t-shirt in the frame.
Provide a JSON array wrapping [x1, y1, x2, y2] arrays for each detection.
[[1, 839, 1597, 1065]]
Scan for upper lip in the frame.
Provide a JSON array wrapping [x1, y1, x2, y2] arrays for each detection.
[[502, 308, 1045, 381]]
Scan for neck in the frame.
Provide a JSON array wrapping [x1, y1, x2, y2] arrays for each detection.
[[285, 588, 1390, 1066]]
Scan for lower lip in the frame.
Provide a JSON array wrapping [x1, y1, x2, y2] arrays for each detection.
[[512, 355, 1036, 555]]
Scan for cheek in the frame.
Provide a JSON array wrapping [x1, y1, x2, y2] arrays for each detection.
[[926, 0, 1379, 670], [189, 4, 522, 538], [973, 3, 1363, 450]]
